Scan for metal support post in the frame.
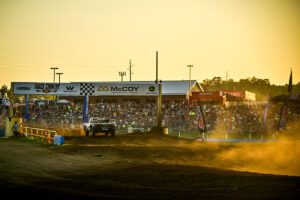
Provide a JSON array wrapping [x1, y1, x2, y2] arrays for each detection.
[[83, 95, 89, 123], [24, 95, 29, 121]]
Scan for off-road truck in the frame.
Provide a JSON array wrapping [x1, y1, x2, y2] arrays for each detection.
[[84, 117, 116, 136]]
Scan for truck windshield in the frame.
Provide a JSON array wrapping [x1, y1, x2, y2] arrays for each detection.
[[91, 118, 109, 123]]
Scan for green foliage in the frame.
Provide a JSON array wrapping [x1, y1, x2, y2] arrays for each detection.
[[201, 76, 300, 101], [0, 85, 9, 98]]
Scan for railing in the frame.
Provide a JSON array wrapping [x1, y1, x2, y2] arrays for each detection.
[[0, 110, 7, 120], [20, 126, 57, 144], [174, 131, 278, 142]]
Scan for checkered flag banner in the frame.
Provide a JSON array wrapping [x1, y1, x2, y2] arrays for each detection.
[[80, 83, 95, 96]]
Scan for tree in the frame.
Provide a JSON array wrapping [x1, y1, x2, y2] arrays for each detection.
[[0, 85, 9, 98], [200, 77, 298, 101]]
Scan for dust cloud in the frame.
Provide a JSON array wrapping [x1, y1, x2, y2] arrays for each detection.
[[63, 129, 300, 177], [26, 119, 300, 177], [177, 117, 300, 176], [216, 119, 300, 176], [168, 128, 300, 177], [213, 138, 300, 176]]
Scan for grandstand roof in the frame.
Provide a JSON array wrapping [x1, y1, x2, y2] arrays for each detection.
[[71, 80, 203, 95]]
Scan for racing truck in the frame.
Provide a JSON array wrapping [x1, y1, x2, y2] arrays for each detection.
[[83, 117, 116, 137]]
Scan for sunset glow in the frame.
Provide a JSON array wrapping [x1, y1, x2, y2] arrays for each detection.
[[0, 0, 299, 86]]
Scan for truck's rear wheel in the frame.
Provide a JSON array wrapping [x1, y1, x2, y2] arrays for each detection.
[[111, 130, 115, 137]]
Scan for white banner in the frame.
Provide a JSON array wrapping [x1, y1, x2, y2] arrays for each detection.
[[93, 83, 158, 96], [13, 82, 158, 96]]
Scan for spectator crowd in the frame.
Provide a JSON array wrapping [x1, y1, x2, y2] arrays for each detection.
[[2, 99, 300, 137]]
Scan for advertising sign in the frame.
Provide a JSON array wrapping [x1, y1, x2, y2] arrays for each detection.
[[14, 82, 81, 96], [13, 82, 158, 96], [94, 84, 158, 96]]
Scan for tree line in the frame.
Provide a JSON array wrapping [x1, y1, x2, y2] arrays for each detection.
[[201, 76, 300, 101]]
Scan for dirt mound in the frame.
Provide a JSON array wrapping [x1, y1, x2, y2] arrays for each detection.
[[63, 132, 184, 146], [54, 128, 84, 136]]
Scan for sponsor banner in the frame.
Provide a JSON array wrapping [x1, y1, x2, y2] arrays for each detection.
[[95, 84, 158, 96], [14, 82, 81, 95], [13, 82, 158, 96], [199, 92, 213, 95]]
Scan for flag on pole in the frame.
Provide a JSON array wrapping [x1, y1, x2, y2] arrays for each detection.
[[288, 70, 293, 93], [262, 102, 269, 125], [197, 104, 207, 133], [278, 101, 288, 130]]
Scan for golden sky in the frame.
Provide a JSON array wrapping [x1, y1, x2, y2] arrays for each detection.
[[0, 0, 299, 87]]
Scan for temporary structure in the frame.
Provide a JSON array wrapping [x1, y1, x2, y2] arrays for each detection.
[[57, 99, 70, 104]]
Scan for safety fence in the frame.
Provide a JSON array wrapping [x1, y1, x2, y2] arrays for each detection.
[[196, 138, 277, 143], [20, 126, 58, 144], [183, 132, 278, 142]]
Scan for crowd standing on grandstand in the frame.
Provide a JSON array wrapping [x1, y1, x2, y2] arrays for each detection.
[[5, 99, 299, 138]]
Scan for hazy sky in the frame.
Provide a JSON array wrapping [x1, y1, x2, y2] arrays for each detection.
[[0, 0, 299, 87]]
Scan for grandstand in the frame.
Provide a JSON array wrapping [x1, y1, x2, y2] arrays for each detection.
[[60, 80, 203, 104]]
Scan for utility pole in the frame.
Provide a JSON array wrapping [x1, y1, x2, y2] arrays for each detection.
[[129, 60, 132, 82], [155, 51, 162, 132], [50, 67, 59, 83], [119, 71, 126, 82], [56, 73, 63, 84], [156, 51, 158, 83], [187, 65, 193, 105]]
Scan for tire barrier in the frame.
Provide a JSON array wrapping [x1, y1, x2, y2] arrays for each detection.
[[20, 126, 58, 144]]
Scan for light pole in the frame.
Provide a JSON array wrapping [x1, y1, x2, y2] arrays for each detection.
[[129, 60, 133, 82], [187, 65, 193, 105], [155, 51, 162, 132], [119, 71, 126, 82], [50, 67, 59, 83], [56, 73, 63, 84]]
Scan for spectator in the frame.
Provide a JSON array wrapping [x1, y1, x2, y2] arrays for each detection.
[[12, 121, 20, 136]]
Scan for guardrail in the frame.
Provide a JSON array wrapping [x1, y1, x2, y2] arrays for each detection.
[[196, 138, 277, 143], [20, 126, 57, 144]]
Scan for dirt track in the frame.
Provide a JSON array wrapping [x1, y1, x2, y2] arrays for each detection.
[[0, 134, 299, 200]]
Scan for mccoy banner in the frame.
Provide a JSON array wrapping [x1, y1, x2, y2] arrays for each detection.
[[13, 82, 158, 96], [94, 84, 158, 96]]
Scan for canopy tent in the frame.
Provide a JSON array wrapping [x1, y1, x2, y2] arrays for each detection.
[[56, 99, 70, 104]]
